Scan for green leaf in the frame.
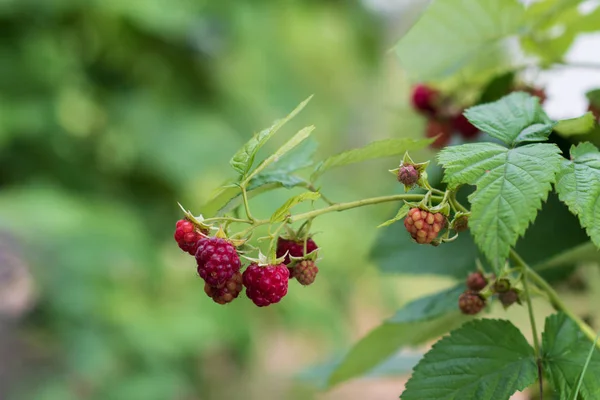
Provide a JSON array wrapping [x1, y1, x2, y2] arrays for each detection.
[[270, 192, 320, 223], [586, 89, 600, 109], [477, 71, 516, 104], [229, 95, 313, 177], [542, 313, 600, 399], [555, 142, 600, 247], [568, 334, 599, 400], [401, 319, 537, 400], [438, 142, 563, 263], [263, 137, 318, 173], [377, 205, 410, 228], [464, 92, 555, 146], [245, 125, 315, 183], [554, 113, 597, 137], [328, 313, 468, 387], [311, 138, 432, 181], [388, 284, 466, 324], [394, 0, 525, 81], [533, 242, 600, 274]]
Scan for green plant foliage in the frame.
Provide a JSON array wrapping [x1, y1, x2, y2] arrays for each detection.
[[401, 319, 537, 399], [270, 192, 320, 223], [554, 113, 597, 137], [394, 0, 525, 81], [542, 313, 600, 399], [556, 142, 600, 247]]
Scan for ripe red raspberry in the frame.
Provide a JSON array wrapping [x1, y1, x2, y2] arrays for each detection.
[[195, 237, 241, 287], [458, 290, 486, 315], [404, 208, 446, 244], [499, 289, 519, 308], [204, 271, 242, 304], [174, 219, 206, 255], [451, 113, 479, 139], [276, 237, 318, 266], [466, 272, 487, 291], [398, 165, 419, 186], [243, 263, 289, 307], [292, 260, 319, 286], [425, 119, 452, 149], [411, 84, 438, 114]]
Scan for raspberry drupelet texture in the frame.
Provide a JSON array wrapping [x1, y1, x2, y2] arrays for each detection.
[[243, 263, 290, 307], [292, 260, 319, 286], [404, 208, 446, 244], [398, 165, 419, 186], [452, 214, 469, 232], [466, 272, 487, 291], [195, 237, 241, 287], [174, 219, 206, 255], [499, 289, 520, 308], [411, 84, 438, 114], [458, 290, 486, 315], [276, 237, 318, 266], [425, 119, 452, 149], [204, 271, 243, 304]]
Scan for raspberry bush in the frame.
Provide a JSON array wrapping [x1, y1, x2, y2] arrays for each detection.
[[172, 1, 600, 397]]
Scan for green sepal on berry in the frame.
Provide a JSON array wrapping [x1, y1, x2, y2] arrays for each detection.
[[177, 202, 211, 233], [288, 247, 319, 264], [389, 152, 430, 192], [241, 249, 287, 267], [450, 211, 470, 232]]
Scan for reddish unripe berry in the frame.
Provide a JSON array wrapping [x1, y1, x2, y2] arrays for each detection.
[[276, 237, 318, 266], [398, 165, 419, 186], [466, 272, 487, 291], [499, 289, 519, 308], [404, 208, 446, 244], [411, 84, 439, 114], [451, 113, 479, 139], [452, 214, 469, 232], [425, 119, 452, 149], [204, 271, 243, 304], [195, 237, 241, 287], [458, 290, 486, 315], [292, 260, 319, 286], [493, 278, 511, 293], [243, 263, 290, 307], [174, 219, 206, 255]]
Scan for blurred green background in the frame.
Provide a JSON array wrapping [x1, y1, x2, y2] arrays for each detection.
[[0, 1, 437, 399]]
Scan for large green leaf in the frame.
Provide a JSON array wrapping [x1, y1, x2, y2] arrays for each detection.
[[388, 283, 466, 324], [554, 113, 597, 137], [542, 313, 600, 399], [394, 0, 525, 81], [311, 138, 432, 181], [438, 142, 563, 263], [229, 95, 312, 177], [401, 319, 537, 400], [328, 313, 468, 387], [555, 142, 600, 247], [463, 92, 555, 146], [270, 192, 320, 223]]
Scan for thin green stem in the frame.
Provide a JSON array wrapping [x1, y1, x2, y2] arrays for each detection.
[[240, 186, 254, 222], [288, 194, 442, 223], [526, 263, 599, 346], [203, 217, 253, 225], [449, 191, 469, 213]]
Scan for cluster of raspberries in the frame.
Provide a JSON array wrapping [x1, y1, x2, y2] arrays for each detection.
[[458, 272, 520, 315], [174, 220, 318, 307], [411, 84, 546, 149]]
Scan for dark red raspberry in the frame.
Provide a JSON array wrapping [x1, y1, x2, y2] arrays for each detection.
[[174, 219, 206, 255], [243, 263, 289, 307], [398, 165, 419, 186], [425, 119, 452, 149], [292, 260, 319, 286], [204, 271, 242, 304], [195, 237, 241, 287], [458, 290, 486, 315], [499, 289, 520, 308], [493, 278, 511, 293], [404, 208, 446, 244], [276, 237, 318, 266], [466, 272, 487, 291], [451, 113, 479, 139], [411, 84, 439, 114]]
